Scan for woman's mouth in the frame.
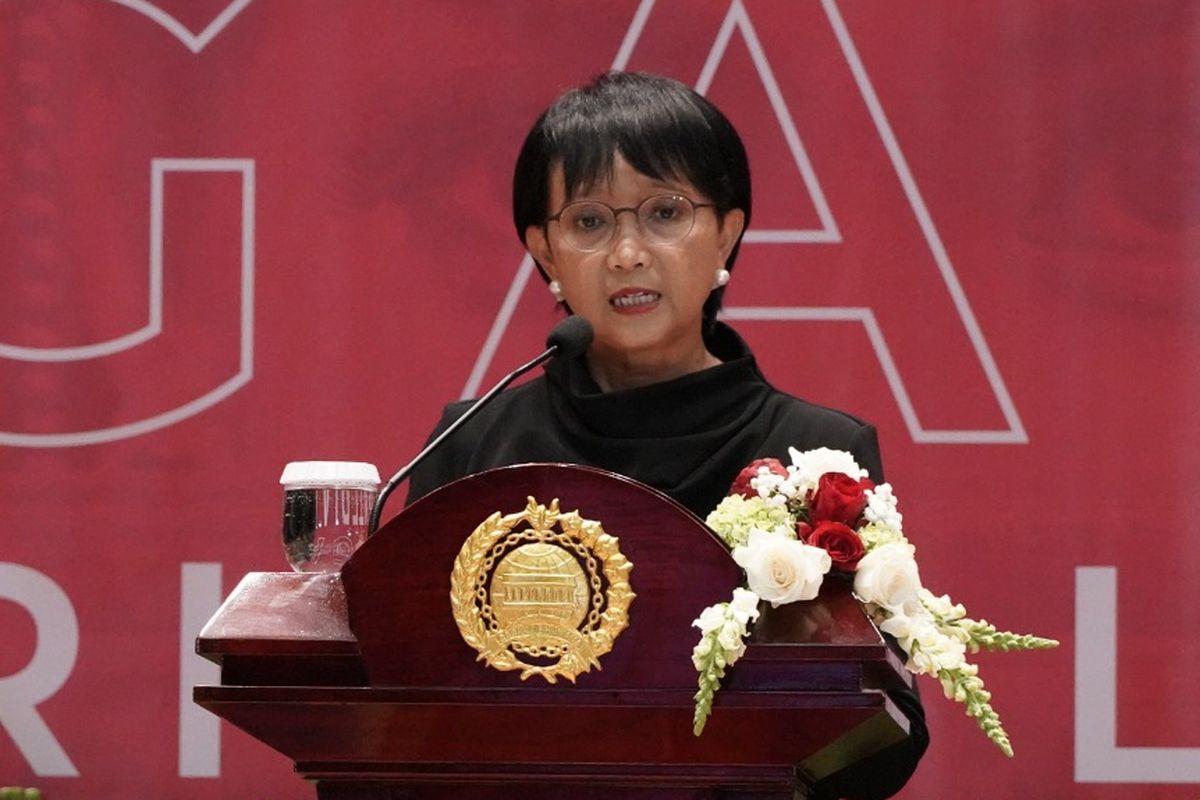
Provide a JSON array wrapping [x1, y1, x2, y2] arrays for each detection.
[[610, 290, 661, 310]]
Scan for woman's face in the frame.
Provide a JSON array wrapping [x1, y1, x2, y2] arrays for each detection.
[[525, 154, 745, 381]]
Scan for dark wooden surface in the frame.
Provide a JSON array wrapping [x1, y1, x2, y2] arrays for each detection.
[[342, 463, 743, 689], [194, 464, 909, 799]]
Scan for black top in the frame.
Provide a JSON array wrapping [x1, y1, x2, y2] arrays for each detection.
[[406, 322, 927, 799], [407, 324, 883, 514]]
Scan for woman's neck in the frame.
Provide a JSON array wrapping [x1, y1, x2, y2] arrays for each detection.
[[586, 344, 722, 392]]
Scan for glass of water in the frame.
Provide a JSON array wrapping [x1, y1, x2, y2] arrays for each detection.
[[279, 461, 380, 572]]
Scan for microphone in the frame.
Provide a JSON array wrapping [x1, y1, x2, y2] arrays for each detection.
[[367, 315, 594, 534], [543, 314, 593, 360]]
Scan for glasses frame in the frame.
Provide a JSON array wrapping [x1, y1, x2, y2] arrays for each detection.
[[543, 194, 721, 252]]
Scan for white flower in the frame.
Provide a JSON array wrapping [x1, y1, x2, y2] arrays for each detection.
[[854, 542, 922, 612], [879, 610, 935, 649], [691, 635, 714, 669], [878, 610, 965, 675], [752, 468, 804, 503], [880, 612, 917, 652], [705, 495, 794, 548], [691, 595, 758, 671], [693, 604, 728, 634], [863, 483, 903, 531], [696, 447, 1062, 755], [909, 634, 968, 675], [787, 447, 867, 494], [763, 523, 799, 539], [748, 467, 782, 497], [717, 625, 745, 656], [857, 520, 907, 551], [729, 588, 762, 626], [920, 588, 966, 621], [732, 528, 831, 607]]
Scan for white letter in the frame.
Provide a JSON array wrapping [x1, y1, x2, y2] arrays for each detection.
[[179, 562, 222, 777], [0, 563, 79, 776], [1076, 566, 1200, 782]]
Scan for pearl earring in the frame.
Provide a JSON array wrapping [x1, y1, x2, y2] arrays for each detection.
[[548, 280, 565, 302], [713, 268, 730, 289]]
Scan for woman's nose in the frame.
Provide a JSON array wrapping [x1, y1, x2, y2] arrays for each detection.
[[606, 213, 648, 270]]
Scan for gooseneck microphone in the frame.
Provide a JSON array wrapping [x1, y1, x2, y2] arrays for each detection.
[[367, 315, 594, 534]]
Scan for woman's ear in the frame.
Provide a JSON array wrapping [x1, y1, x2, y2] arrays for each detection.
[[716, 209, 746, 263], [525, 225, 558, 282]]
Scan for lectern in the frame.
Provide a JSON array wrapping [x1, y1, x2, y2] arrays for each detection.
[[195, 464, 912, 798]]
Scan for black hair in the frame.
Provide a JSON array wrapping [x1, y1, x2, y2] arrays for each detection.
[[512, 71, 752, 329]]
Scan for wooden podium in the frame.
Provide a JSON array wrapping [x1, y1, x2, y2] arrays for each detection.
[[195, 464, 912, 799]]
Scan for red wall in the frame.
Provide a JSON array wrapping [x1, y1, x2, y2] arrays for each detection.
[[2, 1, 1199, 797]]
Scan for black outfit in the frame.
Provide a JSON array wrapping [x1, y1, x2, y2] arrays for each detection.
[[407, 322, 927, 799]]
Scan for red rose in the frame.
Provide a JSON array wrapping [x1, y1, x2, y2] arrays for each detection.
[[729, 457, 788, 499], [808, 472, 874, 526], [807, 521, 866, 572]]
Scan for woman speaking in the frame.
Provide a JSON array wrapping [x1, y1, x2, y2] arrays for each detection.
[[407, 71, 927, 799]]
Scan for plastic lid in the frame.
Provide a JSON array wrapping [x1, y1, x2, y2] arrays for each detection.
[[279, 461, 381, 489]]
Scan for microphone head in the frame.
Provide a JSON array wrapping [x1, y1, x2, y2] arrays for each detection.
[[546, 315, 594, 360]]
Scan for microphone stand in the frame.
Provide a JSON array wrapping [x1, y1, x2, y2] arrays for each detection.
[[366, 344, 559, 535]]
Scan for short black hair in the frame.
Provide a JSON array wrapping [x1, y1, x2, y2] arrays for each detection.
[[513, 71, 752, 329]]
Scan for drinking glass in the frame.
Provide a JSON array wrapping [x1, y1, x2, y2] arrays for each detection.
[[279, 461, 380, 572]]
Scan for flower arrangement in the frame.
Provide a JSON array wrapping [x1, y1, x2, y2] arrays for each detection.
[[693, 447, 1058, 756]]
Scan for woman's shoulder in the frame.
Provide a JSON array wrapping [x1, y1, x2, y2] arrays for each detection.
[[759, 388, 874, 434], [436, 375, 552, 428], [755, 389, 884, 482], [712, 324, 872, 435], [405, 377, 554, 505]]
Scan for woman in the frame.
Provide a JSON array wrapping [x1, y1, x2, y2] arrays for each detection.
[[407, 71, 926, 799]]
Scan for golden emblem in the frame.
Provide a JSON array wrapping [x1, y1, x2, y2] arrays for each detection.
[[450, 497, 634, 683]]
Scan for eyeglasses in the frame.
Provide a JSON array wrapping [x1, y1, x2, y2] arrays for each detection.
[[544, 194, 720, 252]]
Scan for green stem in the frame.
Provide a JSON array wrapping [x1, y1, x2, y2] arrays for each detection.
[[693, 650, 727, 735], [939, 668, 1013, 757], [962, 619, 1059, 653]]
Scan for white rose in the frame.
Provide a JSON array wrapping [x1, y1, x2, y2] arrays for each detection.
[[854, 542, 921, 612], [732, 529, 831, 607]]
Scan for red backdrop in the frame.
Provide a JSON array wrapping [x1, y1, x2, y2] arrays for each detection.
[[2, 0, 1199, 797]]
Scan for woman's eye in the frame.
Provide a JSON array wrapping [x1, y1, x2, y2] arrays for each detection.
[[648, 199, 681, 221], [574, 212, 606, 231]]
